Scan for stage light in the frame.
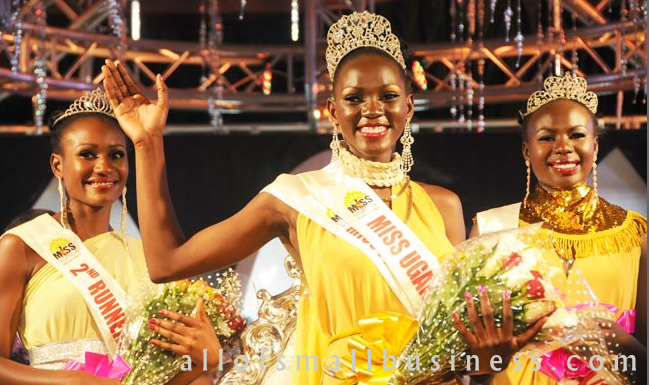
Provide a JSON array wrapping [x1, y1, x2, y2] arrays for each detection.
[[262, 65, 272, 95], [412, 60, 428, 90], [291, 0, 299, 41], [131, 0, 141, 41]]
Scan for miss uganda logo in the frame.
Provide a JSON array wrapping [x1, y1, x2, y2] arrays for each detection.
[[49, 237, 78, 260], [344, 190, 373, 215]]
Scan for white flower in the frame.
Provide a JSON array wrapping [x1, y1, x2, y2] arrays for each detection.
[[501, 264, 536, 289], [477, 254, 500, 278], [524, 301, 556, 323], [542, 307, 579, 329]]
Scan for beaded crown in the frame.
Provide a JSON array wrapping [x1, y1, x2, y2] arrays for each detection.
[[52, 88, 115, 127], [326, 11, 406, 79], [520, 73, 598, 118]]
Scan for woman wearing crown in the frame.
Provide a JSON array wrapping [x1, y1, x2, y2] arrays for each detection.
[[471, 73, 647, 384], [101, 11, 545, 385], [0, 90, 222, 384]]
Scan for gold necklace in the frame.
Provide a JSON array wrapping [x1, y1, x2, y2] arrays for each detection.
[[380, 177, 411, 202], [380, 180, 412, 223], [404, 183, 413, 224]]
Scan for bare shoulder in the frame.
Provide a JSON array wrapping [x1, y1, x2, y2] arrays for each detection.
[[415, 181, 462, 212], [414, 181, 466, 245], [0, 234, 34, 277]]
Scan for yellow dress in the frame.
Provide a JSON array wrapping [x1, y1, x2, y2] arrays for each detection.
[[293, 181, 455, 385], [19, 231, 147, 351], [479, 187, 647, 385]]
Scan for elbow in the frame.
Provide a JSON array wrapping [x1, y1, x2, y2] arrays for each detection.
[[147, 266, 175, 283]]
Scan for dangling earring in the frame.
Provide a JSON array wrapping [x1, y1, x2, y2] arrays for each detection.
[[58, 177, 70, 229], [592, 156, 598, 197], [400, 120, 414, 174], [523, 160, 531, 208], [330, 123, 341, 164], [121, 186, 130, 252]]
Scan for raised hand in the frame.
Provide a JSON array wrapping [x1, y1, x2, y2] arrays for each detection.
[[148, 298, 223, 371], [452, 285, 548, 375], [101, 60, 168, 145]]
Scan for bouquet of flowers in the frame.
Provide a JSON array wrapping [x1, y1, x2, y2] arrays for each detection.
[[119, 269, 246, 385], [389, 224, 625, 385]]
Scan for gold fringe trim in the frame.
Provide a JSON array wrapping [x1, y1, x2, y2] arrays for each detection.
[[521, 211, 647, 260]]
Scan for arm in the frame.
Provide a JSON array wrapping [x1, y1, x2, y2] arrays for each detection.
[[468, 221, 480, 239], [419, 183, 466, 245], [0, 235, 119, 385], [101, 61, 292, 282]]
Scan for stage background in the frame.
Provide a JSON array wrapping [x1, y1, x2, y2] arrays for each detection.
[[2, 130, 646, 233]]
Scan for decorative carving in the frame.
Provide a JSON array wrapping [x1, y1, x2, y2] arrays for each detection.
[[216, 255, 301, 384]]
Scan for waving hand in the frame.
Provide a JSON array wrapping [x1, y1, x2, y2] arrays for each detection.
[[101, 60, 168, 144]]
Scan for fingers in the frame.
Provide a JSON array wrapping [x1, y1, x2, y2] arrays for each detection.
[[115, 61, 143, 96], [158, 308, 201, 328], [101, 62, 122, 111], [515, 316, 548, 347], [478, 285, 498, 338], [501, 290, 513, 340], [150, 338, 187, 355], [465, 291, 487, 342], [149, 315, 191, 344], [155, 73, 168, 110], [196, 298, 209, 324], [452, 311, 478, 346], [107, 60, 130, 98]]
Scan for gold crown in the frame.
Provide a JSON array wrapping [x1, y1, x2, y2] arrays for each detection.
[[326, 11, 406, 79], [52, 88, 115, 127], [521, 73, 598, 117]]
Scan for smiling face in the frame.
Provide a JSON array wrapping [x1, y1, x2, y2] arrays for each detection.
[[51, 116, 128, 211], [522, 99, 598, 191], [327, 50, 414, 163]]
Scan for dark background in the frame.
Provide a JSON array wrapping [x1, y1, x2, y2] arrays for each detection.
[[2, 130, 645, 236]]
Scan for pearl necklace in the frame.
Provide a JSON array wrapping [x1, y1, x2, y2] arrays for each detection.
[[336, 142, 406, 187]]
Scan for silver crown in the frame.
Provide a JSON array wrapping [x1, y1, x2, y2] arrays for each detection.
[[52, 88, 115, 127], [521, 73, 598, 117], [326, 11, 406, 79]]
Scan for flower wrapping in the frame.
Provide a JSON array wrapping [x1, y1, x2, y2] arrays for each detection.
[[119, 269, 246, 385], [64, 352, 131, 380], [389, 224, 627, 385]]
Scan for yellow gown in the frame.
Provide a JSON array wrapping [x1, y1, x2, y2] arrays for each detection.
[[293, 181, 455, 385], [19, 231, 147, 351]]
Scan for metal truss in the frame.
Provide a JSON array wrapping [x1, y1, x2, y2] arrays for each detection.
[[0, 0, 645, 129], [411, 21, 646, 111]]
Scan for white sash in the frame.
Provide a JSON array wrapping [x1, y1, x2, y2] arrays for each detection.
[[263, 165, 441, 316], [476, 202, 521, 235], [4, 214, 130, 356]]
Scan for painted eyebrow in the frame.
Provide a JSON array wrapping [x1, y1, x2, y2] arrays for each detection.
[[74, 143, 127, 149], [535, 124, 589, 132]]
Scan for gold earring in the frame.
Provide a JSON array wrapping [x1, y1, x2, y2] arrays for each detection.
[[58, 177, 70, 229], [592, 157, 598, 197], [524, 160, 531, 208], [330, 123, 340, 164], [400, 120, 414, 174], [121, 186, 129, 252]]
